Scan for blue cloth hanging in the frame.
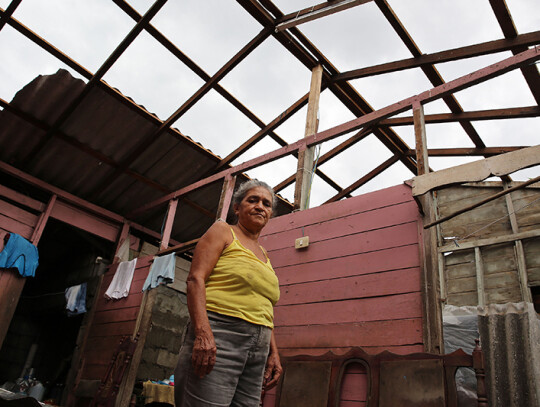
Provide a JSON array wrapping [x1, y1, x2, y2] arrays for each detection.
[[65, 283, 87, 316], [142, 253, 176, 291], [0, 233, 39, 277]]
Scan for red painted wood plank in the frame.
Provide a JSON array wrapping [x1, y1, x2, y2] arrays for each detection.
[[80, 364, 108, 381], [261, 200, 419, 252], [0, 185, 45, 212], [275, 244, 420, 285], [83, 334, 126, 352], [264, 184, 414, 235], [274, 292, 422, 326], [88, 320, 137, 338], [92, 307, 139, 324], [0, 199, 39, 227], [0, 213, 34, 238], [274, 318, 423, 348], [278, 268, 420, 306], [269, 222, 419, 268]]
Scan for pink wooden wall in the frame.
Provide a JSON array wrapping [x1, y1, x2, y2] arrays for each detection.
[[79, 255, 152, 380], [260, 184, 423, 406]]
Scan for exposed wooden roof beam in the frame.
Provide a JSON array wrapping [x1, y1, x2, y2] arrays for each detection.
[[405, 147, 527, 157], [0, 0, 20, 32], [238, 0, 420, 180], [274, 127, 372, 193], [375, 0, 487, 150], [336, 30, 540, 82], [275, 0, 373, 31], [131, 46, 539, 216], [489, 0, 540, 105], [380, 106, 540, 126], [87, 27, 271, 200], [113, 0, 345, 197]]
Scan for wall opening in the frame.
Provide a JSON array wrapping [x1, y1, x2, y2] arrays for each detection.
[[0, 219, 112, 402]]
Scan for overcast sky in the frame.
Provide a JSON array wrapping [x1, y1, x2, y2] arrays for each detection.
[[0, 0, 538, 207]]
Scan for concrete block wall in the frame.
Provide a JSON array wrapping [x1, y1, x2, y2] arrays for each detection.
[[137, 285, 190, 381]]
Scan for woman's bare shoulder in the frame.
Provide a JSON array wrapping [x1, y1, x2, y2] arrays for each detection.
[[202, 219, 233, 246]]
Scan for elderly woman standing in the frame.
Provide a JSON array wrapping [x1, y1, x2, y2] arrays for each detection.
[[174, 179, 282, 407]]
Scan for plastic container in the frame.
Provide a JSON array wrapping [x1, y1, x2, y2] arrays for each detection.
[[28, 381, 46, 401]]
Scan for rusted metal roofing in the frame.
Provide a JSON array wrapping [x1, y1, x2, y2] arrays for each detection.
[[0, 69, 293, 243]]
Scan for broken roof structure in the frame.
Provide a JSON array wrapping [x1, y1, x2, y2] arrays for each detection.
[[0, 1, 539, 406]]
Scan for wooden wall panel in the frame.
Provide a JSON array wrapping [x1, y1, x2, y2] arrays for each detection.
[[438, 184, 540, 306], [260, 184, 423, 406], [80, 255, 153, 380]]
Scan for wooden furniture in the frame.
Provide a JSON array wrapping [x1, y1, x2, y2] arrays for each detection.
[[275, 340, 487, 407], [89, 334, 139, 407]]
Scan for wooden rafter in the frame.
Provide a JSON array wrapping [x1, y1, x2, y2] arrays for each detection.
[[375, 0, 487, 150], [275, 0, 373, 31], [405, 147, 526, 157], [87, 27, 272, 200], [113, 0, 346, 197], [274, 127, 372, 193], [380, 106, 540, 126], [335, 30, 540, 82], [489, 0, 540, 105], [129, 44, 539, 217], [238, 0, 420, 180]]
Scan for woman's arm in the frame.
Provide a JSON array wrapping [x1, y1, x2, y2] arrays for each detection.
[[263, 330, 282, 389], [186, 221, 230, 378]]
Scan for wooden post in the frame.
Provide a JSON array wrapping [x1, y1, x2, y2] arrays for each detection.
[[413, 102, 443, 353], [503, 182, 533, 302], [475, 247, 486, 306], [216, 174, 236, 220], [160, 199, 178, 251], [294, 65, 323, 210], [31, 194, 56, 244]]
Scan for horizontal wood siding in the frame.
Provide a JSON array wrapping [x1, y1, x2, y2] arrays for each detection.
[[80, 255, 152, 380], [260, 185, 423, 406], [437, 185, 540, 306]]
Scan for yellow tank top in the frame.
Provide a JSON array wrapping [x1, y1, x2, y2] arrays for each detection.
[[205, 228, 280, 328]]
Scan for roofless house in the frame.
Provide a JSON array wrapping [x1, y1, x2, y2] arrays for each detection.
[[0, 1, 539, 406]]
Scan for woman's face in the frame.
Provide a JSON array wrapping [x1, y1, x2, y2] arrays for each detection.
[[235, 186, 273, 231]]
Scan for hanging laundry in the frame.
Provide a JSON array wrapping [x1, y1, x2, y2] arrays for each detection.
[[115, 235, 131, 263], [0, 233, 39, 277], [65, 282, 87, 316], [142, 253, 176, 291], [105, 258, 138, 299]]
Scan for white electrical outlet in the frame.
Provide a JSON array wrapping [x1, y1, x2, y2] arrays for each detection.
[[295, 236, 309, 249]]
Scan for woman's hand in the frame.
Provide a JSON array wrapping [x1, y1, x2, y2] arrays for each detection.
[[191, 328, 217, 378], [263, 351, 282, 390]]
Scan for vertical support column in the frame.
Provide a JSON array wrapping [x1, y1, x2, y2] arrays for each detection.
[[294, 65, 323, 210], [216, 174, 237, 220], [160, 199, 178, 251], [475, 247, 486, 307], [503, 182, 532, 302], [31, 194, 56, 244], [413, 102, 443, 353]]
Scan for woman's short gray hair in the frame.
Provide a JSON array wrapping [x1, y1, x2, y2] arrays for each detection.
[[232, 179, 276, 210]]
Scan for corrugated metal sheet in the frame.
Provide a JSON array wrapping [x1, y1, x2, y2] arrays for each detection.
[[478, 302, 540, 407], [0, 69, 293, 243]]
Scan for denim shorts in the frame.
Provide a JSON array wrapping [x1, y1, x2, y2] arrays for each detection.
[[174, 311, 272, 407]]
